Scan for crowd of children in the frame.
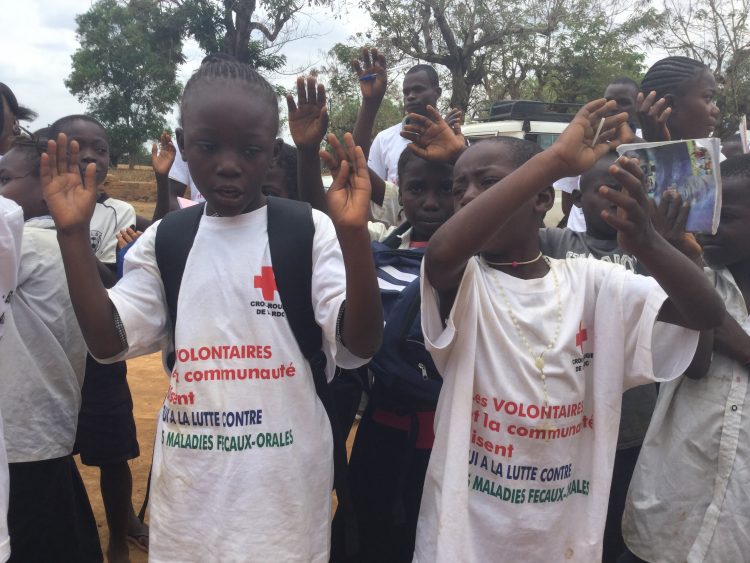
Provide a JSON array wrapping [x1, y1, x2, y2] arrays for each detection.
[[0, 44, 747, 563]]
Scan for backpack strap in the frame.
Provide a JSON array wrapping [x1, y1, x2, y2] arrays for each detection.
[[380, 221, 412, 249], [154, 202, 206, 371], [266, 196, 359, 557], [266, 197, 322, 358]]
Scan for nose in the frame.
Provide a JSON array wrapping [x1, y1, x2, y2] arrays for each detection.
[[422, 191, 439, 210], [217, 153, 242, 176], [459, 183, 482, 208]]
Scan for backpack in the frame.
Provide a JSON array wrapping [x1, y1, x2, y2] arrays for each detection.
[[152, 196, 358, 554], [368, 224, 442, 407]]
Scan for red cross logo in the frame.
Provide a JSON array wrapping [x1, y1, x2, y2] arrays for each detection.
[[254, 266, 278, 301], [576, 321, 588, 354]]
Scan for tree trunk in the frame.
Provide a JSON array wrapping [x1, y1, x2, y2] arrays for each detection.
[[128, 153, 136, 169], [450, 71, 471, 112]]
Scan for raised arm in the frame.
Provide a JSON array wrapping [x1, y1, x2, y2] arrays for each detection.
[[351, 47, 387, 158], [324, 133, 383, 357], [426, 99, 629, 295], [42, 134, 124, 358], [287, 76, 329, 213], [151, 132, 177, 222]]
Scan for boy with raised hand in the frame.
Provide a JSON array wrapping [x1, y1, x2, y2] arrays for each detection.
[[621, 154, 750, 563], [415, 100, 724, 562]]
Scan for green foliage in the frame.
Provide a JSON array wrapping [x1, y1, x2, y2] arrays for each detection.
[[327, 96, 403, 141], [541, 14, 647, 103], [173, 0, 286, 71], [66, 0, 184, 165]]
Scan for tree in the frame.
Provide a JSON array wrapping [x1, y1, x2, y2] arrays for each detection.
[[162, 0, 337, 72], [364, 0, 565, 111], [66, 0, 184, 167], [365, 0, 657, 114], [652, 0, 750, 137]]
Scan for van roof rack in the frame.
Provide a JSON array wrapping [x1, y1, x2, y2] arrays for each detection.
[[474, 100, 582, 123]]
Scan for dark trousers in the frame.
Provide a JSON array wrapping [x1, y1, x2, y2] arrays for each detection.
[[331, 402, 431, 563], [603, 446, 641, 563], [8, 455, 102, 563]]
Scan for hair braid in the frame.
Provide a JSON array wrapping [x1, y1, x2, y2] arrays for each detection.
[[640, 56, 709, 99]]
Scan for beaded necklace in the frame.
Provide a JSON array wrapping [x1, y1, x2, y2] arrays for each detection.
[[483, 256, 563, 406]]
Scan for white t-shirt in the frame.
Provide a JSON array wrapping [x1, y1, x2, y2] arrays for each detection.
[[369, 123, 410, 186], [415, 256, 698, 563], [0, 218, 86, 464], [0, 196, 23, 563], [103, 207, 367, 562], [168, 143, 203, 203], [554, 176, 587, 232], [90, 196, 136, 264]]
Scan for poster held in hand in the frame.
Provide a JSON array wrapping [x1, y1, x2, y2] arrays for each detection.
[[617, 138, 722, 234]]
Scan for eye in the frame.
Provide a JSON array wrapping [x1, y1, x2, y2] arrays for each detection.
[[196, 142, 217, 153], [96, 148, 108, 155], [243, 146, 262, 157], [480, 176, 500, 188], [0, 176, 11, 186]]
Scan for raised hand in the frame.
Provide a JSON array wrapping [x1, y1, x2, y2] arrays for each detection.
[[444, 107, 463, 134], [319, 133, 348, 179], [41, 133, 98, 233], [400, 106, 466, 163], [598, 155, 661, 254], [115, 227, 142, 250], [322, 133, 371, 230], [650, 189, 703, 263], [287, 76, 328, 150], [152, 132, 176, 179], [352, 47, 387, 102], [637, 91, 672, 142], [549, 99, 630, 178]]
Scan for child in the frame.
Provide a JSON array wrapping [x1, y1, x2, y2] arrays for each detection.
[[414, 100, 724, 562], [539, 149, 666, 562], [48, 115, 148, 561], [0, 84, 36, 155], [557, 76, 641, 232], [261, 142, 299, 200], [0, 193, 23, 563], [41, 59, 382, 562], [638, 56, 720, 143], [621, 154, 750, 563], [0, 138, 102, 562]]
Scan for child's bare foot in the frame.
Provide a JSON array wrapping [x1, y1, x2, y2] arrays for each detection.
[[126, 515, 149, 553]]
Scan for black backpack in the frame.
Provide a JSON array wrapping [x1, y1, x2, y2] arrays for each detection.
[[153, 197, 357, 554]]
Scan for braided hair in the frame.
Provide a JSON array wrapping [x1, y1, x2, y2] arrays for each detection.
[[180, 60, 279, 132], [640, 56, 709, 99]]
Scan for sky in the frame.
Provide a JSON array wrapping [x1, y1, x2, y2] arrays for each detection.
[[0, 0, 373, 135]]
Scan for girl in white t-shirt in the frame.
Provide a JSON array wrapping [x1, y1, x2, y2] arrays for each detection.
[[40, 60, 383, 563], [412, 99, 725, 562]]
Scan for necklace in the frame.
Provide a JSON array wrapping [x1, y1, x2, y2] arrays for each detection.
[[481, 251, 544, 268], [486, 256, 563, 406]]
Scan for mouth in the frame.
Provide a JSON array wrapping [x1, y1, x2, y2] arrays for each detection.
[[213, 185, 244, 203]]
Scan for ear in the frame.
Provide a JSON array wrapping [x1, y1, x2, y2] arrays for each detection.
[[663, 94, 676, 109], [572, 189, 583, 208], [398, 186, 403, 207], [534, 185, 555, 214], [271, 138, 283, 167], [175, 128, 186, 160], [436, 86, 443, 97]]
